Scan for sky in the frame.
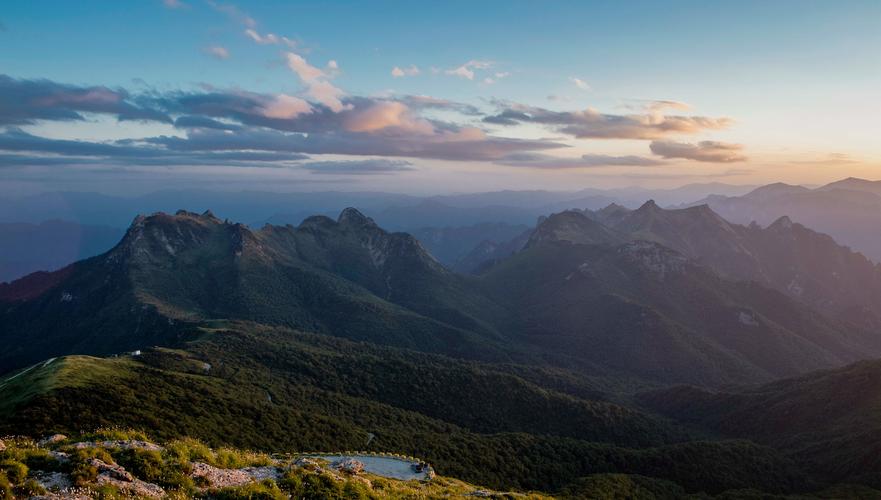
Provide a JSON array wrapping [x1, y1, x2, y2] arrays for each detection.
[[1, 0, 879, 195]]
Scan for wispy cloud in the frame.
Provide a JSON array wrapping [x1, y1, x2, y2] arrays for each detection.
[[650, 140, 747, 163], [484, 101, 733, 140], [207, 1, 256, 28], [497, 152, 662, 169], [483, 72, 510, 85], [244, 28, 296, 48], [445, 60, 493, 80], [569, 77, 590, 91], [789, 153, 859, 166], [204, 46, 230, 60], [391, 65, 420, 78], [301, 159, 415, 175], [162, 0, 187, 9]]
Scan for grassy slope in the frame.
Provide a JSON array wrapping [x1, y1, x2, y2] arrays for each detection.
[[0, 324, 813, 495]]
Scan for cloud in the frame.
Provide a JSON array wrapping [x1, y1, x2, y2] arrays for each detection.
[[649, 140, 747, 163], [284, 52, 348, 112], [570, 77, 590, 91], [496, 152, 663, 169], [396, 95, 481, 116], [483, 72, 510, 85], [343, 101, 433, 134], [0, 75, 170, 125], [244, 28, 296, 47], [149, 123, 564, 162], [259, 94, 312, 119], [445, 60, 493, 80], [0, 74, 572, 166], [173, 115, 241, 131], [484, 101, 733, 140], [391, 65, 420, 78], [0, 128, 310, 168], [207, 1, 256, 28], [162, 0, 187, 8], [301, 159, 415, 175], [205, 46, 230, 59], [790, 152, 859, 166]]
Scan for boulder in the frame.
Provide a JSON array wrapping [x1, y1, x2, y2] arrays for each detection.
[[293, 457, 322, 471], [88, 458, 134, 482], [39, 434, 68, 446], [333, 458, 365, 475], [190, 462, 251, 488]]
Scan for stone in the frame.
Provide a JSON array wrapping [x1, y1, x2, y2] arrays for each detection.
[[39, 434, 68, 446], [31, 471, 74, 492], [190, 462, 251, 488], [293, 457, 322, 471], [87, 458, 134, 482], [333, 458, 365, 475]]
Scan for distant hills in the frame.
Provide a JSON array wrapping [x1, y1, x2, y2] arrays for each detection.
[[5, 187, 881, 495], [7, 177, 881, 284], [688, 177, 881, 262], [640, 358, 881, 488], [4, 207, 876, 387]]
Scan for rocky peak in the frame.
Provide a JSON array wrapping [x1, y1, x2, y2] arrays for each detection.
[[636, 199, 660, 212], [337, 207, 376, 228], [201, 209, 221, 222], [527, 210, 623, 248], [112, 210, 223, 262], [768, 215, 794, 231]]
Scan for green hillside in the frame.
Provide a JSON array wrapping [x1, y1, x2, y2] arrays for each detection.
[[0, 322, 820, 495], [640, 359, 881, 489]]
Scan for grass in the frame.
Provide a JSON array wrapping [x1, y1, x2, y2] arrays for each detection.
[[0, 434, 552, 499], [0, 356, 138, 414]]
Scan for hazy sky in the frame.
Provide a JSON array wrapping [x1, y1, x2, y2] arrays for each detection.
[[1, 0, 879, 195]]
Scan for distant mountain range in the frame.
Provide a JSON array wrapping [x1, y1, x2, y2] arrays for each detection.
[[5, 207, 876, 386], [686, 177, 881, 262], [5, 185, 881, 495]]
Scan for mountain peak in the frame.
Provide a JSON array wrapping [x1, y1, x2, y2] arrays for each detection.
[[768, 215, 794, 230], [527, 210, 623, 247], [637, 199, 660, 211], [201, 209, 221, 222], [337, 207, 376, 227]]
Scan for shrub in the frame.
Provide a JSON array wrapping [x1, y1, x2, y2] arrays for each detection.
[[14, 479, 46, 497], [71, 462, 98, 487], [70, 446, 114, 465], [166, 438, 213, 465], [342, 480, 374, 499], [84, 427, 150, 443], [0, 472, 12, 500], [18, 448, 63, 472], [93, 483, 126, 500], [298, 474, 344, 500], [214, 479, 288, 500], [0, 460, 27, 485], [113, 448, 164, 481]]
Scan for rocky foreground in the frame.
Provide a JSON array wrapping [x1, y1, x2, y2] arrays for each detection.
[[0, 430, 548, 499]]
